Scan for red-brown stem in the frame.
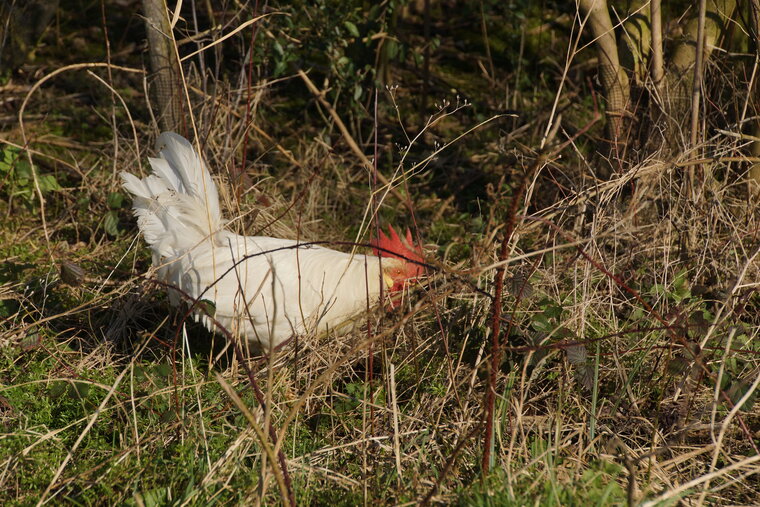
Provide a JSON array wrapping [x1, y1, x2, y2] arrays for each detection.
[[478, 115, 602, 472], [480, 116, 603, 465], [481, 165, 531, 473]]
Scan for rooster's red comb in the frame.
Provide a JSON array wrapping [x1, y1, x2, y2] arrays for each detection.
[[370, 225, 423, 262]]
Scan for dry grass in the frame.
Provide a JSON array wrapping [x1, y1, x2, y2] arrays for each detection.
[[1, 2, 759, 505]]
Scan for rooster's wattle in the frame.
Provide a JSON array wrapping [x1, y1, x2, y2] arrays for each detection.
[[121, 133, 423, 350]]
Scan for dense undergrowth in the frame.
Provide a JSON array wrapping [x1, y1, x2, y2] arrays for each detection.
[[1, 0, 759, 505]]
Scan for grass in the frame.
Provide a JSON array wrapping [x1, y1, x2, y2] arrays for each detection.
[[1, 0, 760, 505]]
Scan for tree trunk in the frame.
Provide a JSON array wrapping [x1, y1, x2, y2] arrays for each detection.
[[664, 0, 736, 137], [749, 0, 760, 190], [650, 0, 664, 87], [142, 0, 182, 132], [619, 0, 651, 85], [578, 0, 630, 164], [750, 123, 760, 190]]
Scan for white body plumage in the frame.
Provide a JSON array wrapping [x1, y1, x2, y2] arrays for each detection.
[[121, 133, 416, 350]]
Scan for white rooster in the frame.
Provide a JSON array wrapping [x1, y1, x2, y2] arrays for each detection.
[[121, 133, 424, 350]]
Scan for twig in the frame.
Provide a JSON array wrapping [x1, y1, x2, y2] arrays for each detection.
[[297, 70, 406, 202], [650, 0, 664, 87], [528, 216, 760, 454], [239, 0, 263, 200], [156, 279, 296, 505], [216, 374, 291, 507], [479, 0, 495, 81], [389, 363, 402, 488], [35, 335, 154, 506], [640, 454, 760, 507], [421, 0, 431, 124], [481, 159, 535, 473], [17, 62, 145, 260], [186, 83, 304, 169], [688, 0, 707, 194], [478, 108, 602, 472], [420, 425, 482, 505]]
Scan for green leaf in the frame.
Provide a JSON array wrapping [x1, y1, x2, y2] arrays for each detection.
[[68, 381, 91, 400], [15, 160, 32, 180], [103, 210, 120, 236], [77, 195, 90, 210], [368, 5, 382, 21], [153, 363, 172, 378], [565, 343, 587, 365], [13, 186, 34, 202], [666, 356, 690, 375], [386, 40, 399, 60], [38, 173, 61, 192], [132, 487, 169, 507], [198, 299, 216, 316], [343, 21, 360, 38], [726, 379, 757, 411], [543, 303, 562, 319], [0, 146, 19, 171], [107, 191, 124, 209], [49, 381, 67, 399], [531, 313, 552, 333], [274, 59, 288, 77]]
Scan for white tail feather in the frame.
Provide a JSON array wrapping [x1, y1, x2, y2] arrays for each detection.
[[121, 132, 225, 258]]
